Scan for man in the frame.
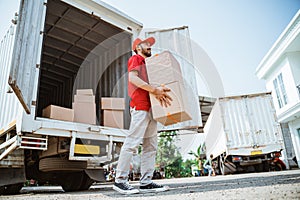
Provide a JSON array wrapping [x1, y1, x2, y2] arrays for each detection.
[[113, 37, 172, 194], [203, 154, 215, 176]]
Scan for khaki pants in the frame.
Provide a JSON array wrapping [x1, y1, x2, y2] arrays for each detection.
[[115, 107, 157, 185]]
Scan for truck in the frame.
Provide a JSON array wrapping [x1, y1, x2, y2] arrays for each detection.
[[0, 0, 201, 194], [204, 92, 286, 175]]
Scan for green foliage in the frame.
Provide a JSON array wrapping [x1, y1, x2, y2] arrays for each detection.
[[155, 131, 196, 178], [188, 144, 204, 171]]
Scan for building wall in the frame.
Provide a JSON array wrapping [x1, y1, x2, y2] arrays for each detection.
[[288, 52, 300, 87], [264, 55, 300, 168], [288, 118, 300, 167], [281, 123, 297, 167], [266, 56, 300, 119]]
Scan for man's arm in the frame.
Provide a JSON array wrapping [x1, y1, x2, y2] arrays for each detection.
[[128, 71, 172, 107]]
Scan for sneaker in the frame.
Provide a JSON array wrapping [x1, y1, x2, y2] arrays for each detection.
[[139, 182, 169, 193], [113, 182, 139, 194]]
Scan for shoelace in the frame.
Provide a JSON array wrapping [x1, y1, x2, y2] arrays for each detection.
[[122, 183, 134, 190], [150, 182, 162, 188]]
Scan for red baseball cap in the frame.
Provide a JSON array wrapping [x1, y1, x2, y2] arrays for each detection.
[[132, 37, 155, 51]]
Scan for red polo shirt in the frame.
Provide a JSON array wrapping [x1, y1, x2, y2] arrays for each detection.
[[128, 54, 151, 111]]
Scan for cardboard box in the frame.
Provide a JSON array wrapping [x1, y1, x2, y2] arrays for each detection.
[[149, 81, 192, 126], [101, 97, 125, 110], [42, 105, 74, 122], [145, 51, 184, 85], [103, 110, 124, 129], [76, 89, 93, 96], [73, 102, 96, 124], [74, 94, 95, 103]]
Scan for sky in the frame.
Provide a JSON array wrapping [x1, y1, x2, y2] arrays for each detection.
[[99, 0, 300, 96], [1, 0, 300, 96]]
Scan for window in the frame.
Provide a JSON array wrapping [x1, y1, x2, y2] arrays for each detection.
[[278, 73, 288, 105], [273, 73, 288, 108]]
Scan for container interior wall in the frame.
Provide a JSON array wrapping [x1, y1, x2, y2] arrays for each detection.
[[37, 0, 132, 128]]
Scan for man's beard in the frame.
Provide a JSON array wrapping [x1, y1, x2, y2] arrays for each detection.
[[142, 48, 152, 57]]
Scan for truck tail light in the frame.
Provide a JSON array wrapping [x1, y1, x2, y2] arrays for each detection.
[[232, 156, 242, 162]]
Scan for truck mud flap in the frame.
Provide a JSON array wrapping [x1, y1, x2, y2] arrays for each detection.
[[0, 166, 26, 187], [85, 169, 105, 182]]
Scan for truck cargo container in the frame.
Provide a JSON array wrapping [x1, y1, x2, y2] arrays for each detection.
[[0, 0, 201, 194], [204, 93, 286, 175]]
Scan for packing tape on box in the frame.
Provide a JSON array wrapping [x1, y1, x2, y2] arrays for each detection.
[[167, 112, 179, 124]]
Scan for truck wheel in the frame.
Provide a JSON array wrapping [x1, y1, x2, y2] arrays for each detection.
[[254, 163, 264, 172], [0, 183, 23, 195], [262, 161, 270, 172], [79, 172, 94, 190], [59, 172, 94, 192], [59, 172, 84, 192]]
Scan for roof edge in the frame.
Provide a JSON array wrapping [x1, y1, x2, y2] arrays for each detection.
[[255, 9, 300, 79]]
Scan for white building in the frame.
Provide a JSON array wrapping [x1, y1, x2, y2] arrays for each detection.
[[256, 10, 300, 168]]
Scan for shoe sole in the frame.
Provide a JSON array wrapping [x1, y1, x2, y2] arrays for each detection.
[[139, 186, 169, 193], [112, 185, 139, 195]]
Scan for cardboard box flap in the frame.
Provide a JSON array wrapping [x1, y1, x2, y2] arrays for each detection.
[[76, 89, 94, 96]]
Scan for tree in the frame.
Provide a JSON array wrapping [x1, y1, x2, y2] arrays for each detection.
[[188, 144, 204, 176], [156, 131, 183, 178]]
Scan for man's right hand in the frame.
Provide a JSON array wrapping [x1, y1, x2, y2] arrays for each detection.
[[151, 86, 173, 107]]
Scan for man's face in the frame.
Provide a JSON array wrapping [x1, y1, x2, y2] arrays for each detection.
[[138, 42, 152, 57]]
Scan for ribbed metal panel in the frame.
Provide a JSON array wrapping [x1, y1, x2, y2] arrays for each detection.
[[221, 94, 281, 149], [205, 93, 284, 157], [9, 0, 46, 114], [0, 24, 22, 132], [145, 26, 202, 131]]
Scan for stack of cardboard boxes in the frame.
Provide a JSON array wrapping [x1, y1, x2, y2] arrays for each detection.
[[101, 97, 125, 129], [72, 89, 96, 124], [145, 51, 192, 126], [42, 89, 96, 124]]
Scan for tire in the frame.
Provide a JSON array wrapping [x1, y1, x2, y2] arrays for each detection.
[[59, 172, 94, 192], [59, 172, 84, 192], [254, 163, 264, 172], [0, 183, 23, 195], [262, 161, 270, 172], [79, 173, 94, 190]]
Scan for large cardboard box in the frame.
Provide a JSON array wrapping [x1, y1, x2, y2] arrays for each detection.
[[149, 82, 192, 126], [73, 102, 96, 124], [101, 97, 125, 110], [103, 110, 124, 129], [146, 51, 192, 126], [74, 94, 95, 103], [145, 51, 184, 85], [76, 89, 93, 96], [42, 105, 74, 122]]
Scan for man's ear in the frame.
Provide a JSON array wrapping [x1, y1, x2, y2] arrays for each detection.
[[136, 44, 142, 52]]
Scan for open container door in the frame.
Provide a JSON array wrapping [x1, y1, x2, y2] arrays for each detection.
[[144, 26, 202, 131], [8, 0, 46, 114]]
